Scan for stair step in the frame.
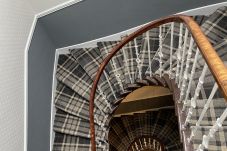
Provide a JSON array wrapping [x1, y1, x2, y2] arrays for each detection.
[[53, 109, 107, 140], [109, 117, 131, 146], [188, 98, 227, 126], [190, 126, 227, 151], [145, 76, 159, 85], [56, 54, 113, 114], [125, 83, 141, 90], [153, 74, 167, 87], [108, 127, 128, 150], [120, 89, 132, 97], [136, 78, 150, 86], [162, 74, 173, 91], [121, 115, 137, 142], [55, 81, 106, 124], [70, 47, 121, 101], [53, 132, 106, 151]]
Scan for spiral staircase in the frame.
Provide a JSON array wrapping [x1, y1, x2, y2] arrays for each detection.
[[52, 6, 227, 151]]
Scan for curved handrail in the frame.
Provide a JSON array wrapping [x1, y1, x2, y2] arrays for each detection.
[[89, 15, 227, 151]]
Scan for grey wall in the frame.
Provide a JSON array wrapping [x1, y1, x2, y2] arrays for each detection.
[[28, 21, 56, 151], [28, 0, 226, 151], [40, 0, 226, 48]]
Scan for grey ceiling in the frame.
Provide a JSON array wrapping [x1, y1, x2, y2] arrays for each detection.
[[39, 0, 227, 48]]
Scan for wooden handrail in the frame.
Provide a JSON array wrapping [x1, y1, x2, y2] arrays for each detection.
[[89, 15, 227, 151]]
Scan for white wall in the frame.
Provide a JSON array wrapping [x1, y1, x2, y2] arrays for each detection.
[[0, 0, 73, 150], [0, 0, 35, 150], [29, 0, 74, 13]]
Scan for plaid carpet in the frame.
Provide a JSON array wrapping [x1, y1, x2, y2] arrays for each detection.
[[191, 126, 227, 151], [52, 6, 227, 151], [53, 132, 108, 151], [188, 98, 227, 126], [70, 48, 121, 101], [108, 109, 182, 151], [55, 81, 108, 125]]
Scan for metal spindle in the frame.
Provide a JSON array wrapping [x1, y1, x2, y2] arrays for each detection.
[[112, 61, 124, 91], [178, 28, 189, 87], [98, 87, 111, 110], [182, 48, 200, 111], [103, 72, 117, 99], [134, 38, 142, 80], [169, 22, 174, 78], [197, 108, 227, 150], [103, 46, 124, 91], [147, 31, 152, 77], [189, 83, 218, 142], [159, 25, 163, 77], [180, 36, 194, 101], [122, 47, 133, 83], [175, 23, 183, 83], [184, 64, 208, 127]]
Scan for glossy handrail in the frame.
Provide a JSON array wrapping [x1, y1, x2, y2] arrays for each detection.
[[89, 15, 227, 150]]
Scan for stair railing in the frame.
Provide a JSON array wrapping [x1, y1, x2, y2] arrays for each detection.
[[89, 15, 227, 151]]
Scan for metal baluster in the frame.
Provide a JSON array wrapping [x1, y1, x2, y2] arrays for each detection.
[[139, 139, 143, 150], [103, 46, 124, 91], [197, 108, 227, 150], [182, 48, 200, 111], [122, 47, 133, 83], [132, 146, 135, 151], [184, 64, 208, 127], [153, 139, 156, 150], [179, 28, 189, 87], [147, 31, 152, 77], [169, 22, 174, 78], [148, 137, 151, 148], [103, 72, 117, 99], [144, 138, 147, 148], [98, 87, 111, 110], [175, 23, 183, 84], [135, 142, 139, 150], [134, 38, 142, 80], [159, 25, 163, 77], [189, 83, 218, 142], [112, 60, 124, 91], [180, 36, 194, 101]]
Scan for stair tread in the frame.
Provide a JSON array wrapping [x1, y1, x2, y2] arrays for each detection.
[[109, 117, 131, 146], [56, 54, 113, 113], [188, 98, 227, 126], [55, 80, 106, 124], [145, 76, 159, 85], [53, 109, 107, 140], [70, 47, 121, 101], [125, 83, 141, 90], [108, 127, 129, 150], [190, 126, 227, 151], [121, 115, 137, 142], [162, 74, 173, 91], [110, 110, 181, 151], [53, 132, 106, 151], [136, 78, 150, 86], [153, 74, 167, 87]]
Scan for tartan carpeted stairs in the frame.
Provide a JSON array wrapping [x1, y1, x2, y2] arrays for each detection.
[[52, 6, 227, 151], [108, 109, 181, 151]]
